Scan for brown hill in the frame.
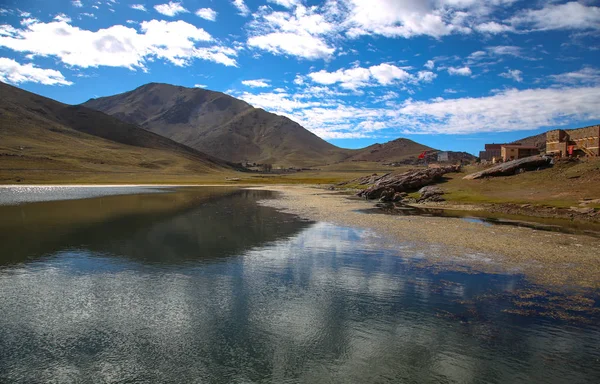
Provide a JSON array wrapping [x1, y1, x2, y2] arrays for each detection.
[[512, 132, 547, 152], [346, 138, 434, 162], [0, 82, 233, 183], [82, 83, 349, 167]]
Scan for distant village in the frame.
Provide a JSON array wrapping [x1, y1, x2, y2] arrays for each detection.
[[478, 124, 600, 163]]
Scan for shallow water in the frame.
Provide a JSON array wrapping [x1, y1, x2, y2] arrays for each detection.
[[366, 202, 600, 238], [0, 185, 166, 205], [1, 188, 599, 383]]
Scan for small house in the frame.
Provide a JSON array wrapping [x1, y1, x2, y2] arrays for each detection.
[[500, 145, 539, 161]]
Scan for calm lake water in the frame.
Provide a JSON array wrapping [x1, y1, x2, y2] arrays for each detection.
[[1, 187, 599, 383]]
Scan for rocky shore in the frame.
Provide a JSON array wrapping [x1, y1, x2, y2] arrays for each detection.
[[253, 186, 600, 290]]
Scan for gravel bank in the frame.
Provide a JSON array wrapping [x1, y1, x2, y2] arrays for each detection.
[[253, 186, 600, 290]]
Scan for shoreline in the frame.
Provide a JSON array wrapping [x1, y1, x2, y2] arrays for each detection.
[[253, 185, 600, 290], [2, 183, 599, 289]]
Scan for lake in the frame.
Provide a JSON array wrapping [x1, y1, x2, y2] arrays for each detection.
[[1, 187, 599, 383]]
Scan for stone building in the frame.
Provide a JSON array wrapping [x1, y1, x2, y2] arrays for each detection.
[[500, 145, 539, 161], [546, 125, 600, 157], [479, 143, 513, 161]]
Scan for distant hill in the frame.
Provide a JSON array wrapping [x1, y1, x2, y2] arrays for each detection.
[[345, 138, 434, 162], [512, 132, 547, 152], [82, 83, 349, 167], [0, 82, 233, 182]]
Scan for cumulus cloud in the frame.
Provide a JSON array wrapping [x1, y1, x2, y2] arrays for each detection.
[[72, 0, 83, 8], [267, 0, 301, 9], [0, 57, 72, 85], [499, 69, 523, 82], [447, 66, 472, 76], [248, 33, 335, 60], [309, 67, 371, 89], [424, 60, 434, 70], [510, 1, 600, 31], [54, 13, 71, 23], [232, 0, 250, 17], [339, 0, 474, 39], [154, 2, 188, 17], [0, 19, 238, 69], [196, 8, 217, 21], [308, 63, 435, 89], [241, 79, 270, 88], [130, 4, 147, 12], [369, 63, 412, 85], [475, 21, 513, 34], [247, 5, 336, 60]]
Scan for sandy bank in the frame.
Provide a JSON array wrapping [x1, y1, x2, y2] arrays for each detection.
[[253, 186, 600, 290]]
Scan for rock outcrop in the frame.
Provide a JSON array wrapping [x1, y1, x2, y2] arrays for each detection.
[[355, 165, 460, 200], [417, 186, 445, 202], [463, 155, 552, 180]]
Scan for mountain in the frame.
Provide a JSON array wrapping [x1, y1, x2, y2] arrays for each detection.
[[0, 82, 233, 183], [345, 138, 434, 162], [512, 132, 547, 152], [83, 83, 349, 167]]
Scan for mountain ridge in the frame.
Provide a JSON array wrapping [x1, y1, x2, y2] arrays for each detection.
[[0, 81, 234, 182], [83, 83, 350, 167]]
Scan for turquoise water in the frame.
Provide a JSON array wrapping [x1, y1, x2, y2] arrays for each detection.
[[0, 188, 599, 383]]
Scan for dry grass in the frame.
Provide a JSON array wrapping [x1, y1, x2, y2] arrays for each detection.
[[440, 158, 600, 207]]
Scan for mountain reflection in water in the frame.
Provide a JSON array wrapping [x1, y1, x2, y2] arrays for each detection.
[[0, 187, 599, 383]]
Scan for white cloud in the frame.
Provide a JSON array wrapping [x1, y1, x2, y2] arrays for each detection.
[[0, 19, 238, 69], [21, 18, 39, 26], [510, 1, 600, 31], [0, 57, 72, 86], [309, 66, 371, 89], [194, 83, 207, 88], [236, 82, 600, 140], [484, 45, 536, 60], [369, 63, 411, 85], [308, 63, 435, 89], [196, 8, 217, 21], [447, 66, 472, 76], [247, 5, 336, 60], [130, 4, 147, 12], [72, 0, 83, 8], [232, 0, 250, 17], [499, 69, 523, 82], [398, 86, 600, 134], [424, 60, 434, 70], [54, 14, 72, 23], [267, 0, 301, 9], [237, 91, 326, 113], [241, 79, 270, 88], [340, 0, 473, 39], [417, 70, 436, 83], [549, 67, 600, 86], [475, 21, 513, 34], [154, 2, 188, 17], [248, 32, 334, 60]]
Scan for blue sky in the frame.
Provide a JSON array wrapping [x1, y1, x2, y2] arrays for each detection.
[[1, 0, 599, 154]]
